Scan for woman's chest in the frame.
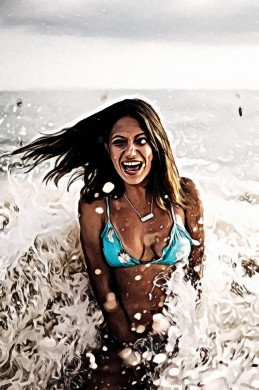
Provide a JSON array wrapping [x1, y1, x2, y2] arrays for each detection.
[[110, 206, 174, 262]]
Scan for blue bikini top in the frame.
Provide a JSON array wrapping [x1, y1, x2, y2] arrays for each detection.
[[101, 197, 197, 268]]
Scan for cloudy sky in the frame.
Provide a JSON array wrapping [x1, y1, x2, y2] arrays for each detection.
[[0, 0, 258, 89]]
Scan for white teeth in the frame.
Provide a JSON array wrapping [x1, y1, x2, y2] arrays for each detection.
[[122, 161, 141, 166]]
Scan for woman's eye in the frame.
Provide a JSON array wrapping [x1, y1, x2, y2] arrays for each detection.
[[112, 137, 147, 147], [112, 140, 126, 146], [136, 138, 147, 145]]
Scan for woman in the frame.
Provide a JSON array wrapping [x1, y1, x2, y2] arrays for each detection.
[[13, 98, 205, 389]]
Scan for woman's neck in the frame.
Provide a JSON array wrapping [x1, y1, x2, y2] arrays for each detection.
[[123, 183, 151, 206]]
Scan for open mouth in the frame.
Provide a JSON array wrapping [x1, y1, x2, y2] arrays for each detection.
[[121, 161, 143, 174]]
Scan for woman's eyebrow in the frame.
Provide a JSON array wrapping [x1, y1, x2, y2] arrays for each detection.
[[135, 132, 146, 138], [111, 132, 146, 141]]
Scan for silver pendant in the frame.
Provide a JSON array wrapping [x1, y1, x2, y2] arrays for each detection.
[[140, 212, 154, 222]]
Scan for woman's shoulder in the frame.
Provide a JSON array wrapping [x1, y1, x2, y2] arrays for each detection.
[[180, 176, 201, 200], [180, 176, 196, 189], [180, 176, 203, 224], [78, 197, 107, 225], [79, 197, 106, 211]]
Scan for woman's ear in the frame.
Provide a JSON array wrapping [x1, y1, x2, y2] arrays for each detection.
[[104, 143, 109, 154]]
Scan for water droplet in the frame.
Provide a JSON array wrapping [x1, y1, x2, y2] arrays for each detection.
[[95, 207, 104, 214], [102, 182, 115, 193], [168, 367, 180, 376], [136, 325, 146, 333], [153, 353, 167, 364], [134, 313, 142, 320]]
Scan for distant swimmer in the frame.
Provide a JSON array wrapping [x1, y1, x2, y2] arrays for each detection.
[[16, 99, 23, 108]]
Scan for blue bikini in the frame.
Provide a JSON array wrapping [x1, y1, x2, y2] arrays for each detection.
[[101, 197, 196, 268]]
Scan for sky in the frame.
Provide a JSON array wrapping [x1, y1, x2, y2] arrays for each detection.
[[0, 0, 259, 90]]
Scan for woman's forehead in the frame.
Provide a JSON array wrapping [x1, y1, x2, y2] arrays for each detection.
[[110, 116, 144, 138]]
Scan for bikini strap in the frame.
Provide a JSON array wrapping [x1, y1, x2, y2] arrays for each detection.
[[170, 203, 176, 223], [105, 197, 111, 222]]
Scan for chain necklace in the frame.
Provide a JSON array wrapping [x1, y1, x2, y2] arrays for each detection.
[[123, 193, 154, 222]]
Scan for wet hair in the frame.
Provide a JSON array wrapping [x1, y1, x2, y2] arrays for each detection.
[[12, 98, 189, 209]]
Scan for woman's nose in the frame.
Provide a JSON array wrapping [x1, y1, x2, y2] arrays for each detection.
[[125, 142, 136, 157]]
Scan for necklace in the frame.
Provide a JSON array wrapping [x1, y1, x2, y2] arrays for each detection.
[[123, 193, 154, 222]]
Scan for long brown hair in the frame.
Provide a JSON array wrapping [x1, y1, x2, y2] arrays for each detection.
[[12, 98, 189, 209]]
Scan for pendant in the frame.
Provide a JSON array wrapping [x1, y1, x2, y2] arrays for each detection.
[[140, 213, 154, 222]]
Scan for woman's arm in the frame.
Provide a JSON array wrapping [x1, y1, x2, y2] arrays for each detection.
[[79, 199, 137, 346], [181, 177, 205, 284]]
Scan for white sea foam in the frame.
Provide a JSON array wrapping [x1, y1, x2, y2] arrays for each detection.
[[0, 89, 258, 389]]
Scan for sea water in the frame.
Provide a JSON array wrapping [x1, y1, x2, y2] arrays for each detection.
[[0, 89, 258, 389]]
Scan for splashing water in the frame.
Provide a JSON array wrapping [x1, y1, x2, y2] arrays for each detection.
[[0, 90, 258, 389]]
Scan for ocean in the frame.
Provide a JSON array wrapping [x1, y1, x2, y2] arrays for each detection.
[[0, 89, 258, 389]]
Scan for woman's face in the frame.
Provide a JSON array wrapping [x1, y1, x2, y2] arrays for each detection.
[[106, 116, 153, 186]]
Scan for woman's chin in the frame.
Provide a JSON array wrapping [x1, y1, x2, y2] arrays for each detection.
[[122, 174, 150, 187]]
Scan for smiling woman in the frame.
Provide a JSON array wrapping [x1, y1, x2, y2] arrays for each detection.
[[12, 98, 205, 389], [105, 116, 153, 184]]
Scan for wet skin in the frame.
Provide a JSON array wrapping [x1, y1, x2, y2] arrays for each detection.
[[104, 116, 186, 334], [104, 196, 182, 334], [85, 196, 181, 390], [80, 116, 204, 388]]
